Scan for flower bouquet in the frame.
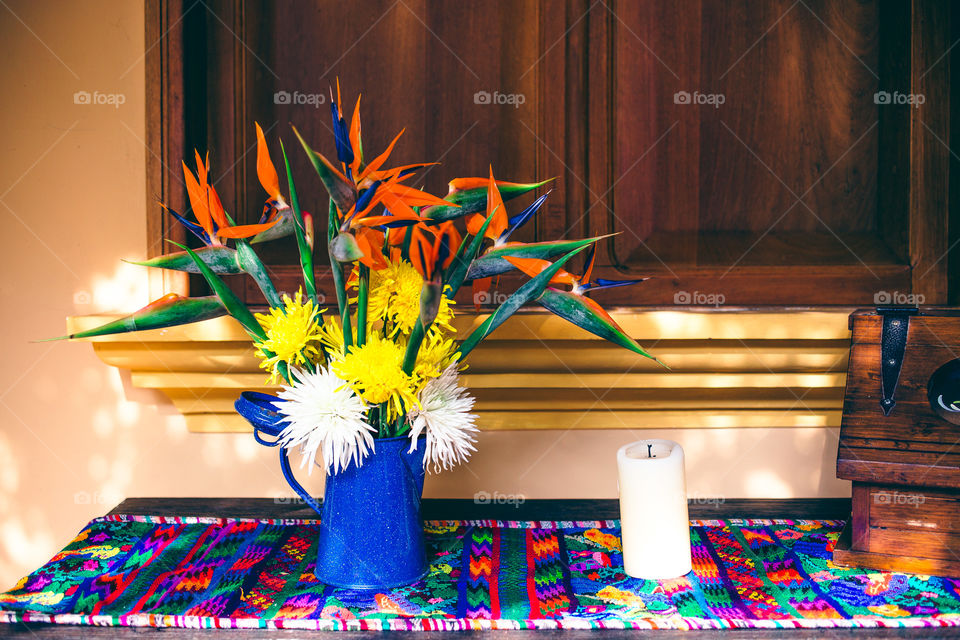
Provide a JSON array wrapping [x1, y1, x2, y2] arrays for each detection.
[[61, 83, 658, 588]]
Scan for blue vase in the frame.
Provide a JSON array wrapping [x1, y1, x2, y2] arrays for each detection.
[[235, 392, 428, 590], [316, 435, 427, 589]]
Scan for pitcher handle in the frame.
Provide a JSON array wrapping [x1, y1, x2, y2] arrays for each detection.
[[235, 391, 324, 517]]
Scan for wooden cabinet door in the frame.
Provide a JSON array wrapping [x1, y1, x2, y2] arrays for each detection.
[[146, 0, 956, 306]]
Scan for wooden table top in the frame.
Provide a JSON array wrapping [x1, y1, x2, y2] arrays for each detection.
[[4, 497, 955, 639]]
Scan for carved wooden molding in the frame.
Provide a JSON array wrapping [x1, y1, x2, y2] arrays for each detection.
[[69, 308, 852, 433]]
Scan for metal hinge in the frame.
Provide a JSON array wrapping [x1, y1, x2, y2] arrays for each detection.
[[877, 305, 918, 416]]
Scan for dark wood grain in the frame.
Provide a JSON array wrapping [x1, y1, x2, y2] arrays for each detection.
[[836, 309, 960, 573], [909, 0, 951, 304], [834, 518, 960, 578], [876, 0, 910, 265], [144, 0, 190, 300], [147, 1, 958, 306], [838, 312, 960, 490]]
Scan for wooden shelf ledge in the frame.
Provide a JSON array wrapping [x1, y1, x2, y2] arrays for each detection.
[[69, 307, 854, 433]]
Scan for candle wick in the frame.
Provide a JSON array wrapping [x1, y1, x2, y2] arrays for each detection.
[[647, 444, 654, 458]]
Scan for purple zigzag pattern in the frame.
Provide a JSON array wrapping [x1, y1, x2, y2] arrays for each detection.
[[459, 527, 497, 619], [528, 528, 576, 618]]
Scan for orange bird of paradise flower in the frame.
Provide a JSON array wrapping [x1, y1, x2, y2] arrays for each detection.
[[163, 127, 283, 245]]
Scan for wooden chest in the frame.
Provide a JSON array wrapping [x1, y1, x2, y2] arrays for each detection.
[[834, 307, 960, 575]]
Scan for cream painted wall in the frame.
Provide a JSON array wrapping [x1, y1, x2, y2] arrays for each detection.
[[0, 0, 849, 589]]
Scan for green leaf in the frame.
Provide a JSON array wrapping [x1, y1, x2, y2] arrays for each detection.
[[444, 210, 496, 299], [235, 240, 281, 307], [250, 210, 294, 243], [292, 125, 356, 214], [125, 246, 242, 274], [45, 295, 226, 341], [280, 140, 317, 304], [423, 178, 554, 222], [458, 244, 590, 360], [467, 236, 609, 280], [537, 288, 661, 363], [170, 241, 266, 342]]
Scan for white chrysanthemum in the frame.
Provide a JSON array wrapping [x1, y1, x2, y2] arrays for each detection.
[[276, 367, 375, 475], [408, 365, 478, 472]]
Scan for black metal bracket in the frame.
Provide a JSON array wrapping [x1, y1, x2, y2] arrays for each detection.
[[877, 305, 918, 416]]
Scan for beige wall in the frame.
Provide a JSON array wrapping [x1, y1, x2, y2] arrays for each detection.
[[0, 0, 849, 589]]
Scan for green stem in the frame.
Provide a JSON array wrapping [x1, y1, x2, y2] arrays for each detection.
[[357, 264, 369, 346], [327, 253, 352, 351], [327, 199, 352, 350], [377, 403, 389, 438], [401, 226, 413, 262], [394, 414, 409, 437], [280, 140, 317, 306], [401, 319, 428, 375]]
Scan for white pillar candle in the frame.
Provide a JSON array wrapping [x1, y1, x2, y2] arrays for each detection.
[[616, 439, 692, 580]]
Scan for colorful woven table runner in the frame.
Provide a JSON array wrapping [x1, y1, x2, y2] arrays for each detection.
[[2, 515, 959, 631]]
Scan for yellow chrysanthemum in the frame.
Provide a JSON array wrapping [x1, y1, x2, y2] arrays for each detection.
[[332, 333, 419, 420], [366, 260, 455, 336], [254, 288, 324, 383], [317, 317, 347, 360], [411, 330, 460, 388]]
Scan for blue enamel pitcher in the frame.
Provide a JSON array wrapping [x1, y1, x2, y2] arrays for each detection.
[[235, 391, 428, 590]]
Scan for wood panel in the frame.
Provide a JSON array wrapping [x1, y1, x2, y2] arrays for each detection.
[[143, 0, 190, 296], [834, 482, 960, 575], [607, 1, 880, 261], [146, 1, 956, 307], [837, 312, 960, 490], [835, 309, 960, 573], [212, 0, 557, 271], [909, 0, 952, 303]]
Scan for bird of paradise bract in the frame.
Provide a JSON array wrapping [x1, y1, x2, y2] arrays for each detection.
[[53, 82, 661, 477]]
